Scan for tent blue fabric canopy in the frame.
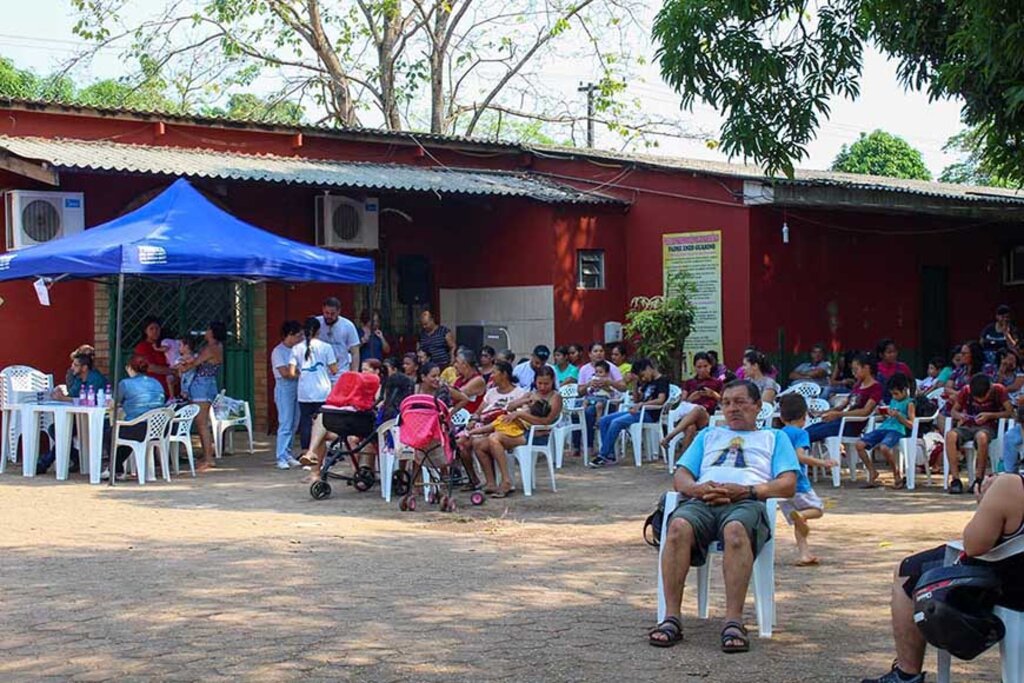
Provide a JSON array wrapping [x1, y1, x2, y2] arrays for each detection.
[[0, 178, 374, 283], [0, 177, 372, 486]]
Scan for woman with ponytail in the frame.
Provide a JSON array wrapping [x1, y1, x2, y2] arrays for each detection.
[[291, 316, 339, 453]]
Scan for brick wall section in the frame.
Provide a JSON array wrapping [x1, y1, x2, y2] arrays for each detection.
[[92, 282, 110, 375], [251, 284, 269, 433]]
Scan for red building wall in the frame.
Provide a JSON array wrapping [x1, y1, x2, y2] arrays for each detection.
[[749, 206, 1024, 370]]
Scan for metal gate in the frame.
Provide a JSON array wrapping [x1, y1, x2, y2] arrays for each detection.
[[108, 279, 253, 405]]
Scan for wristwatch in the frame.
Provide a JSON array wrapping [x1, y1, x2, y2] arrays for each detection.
[[747, 485, 758, 501]]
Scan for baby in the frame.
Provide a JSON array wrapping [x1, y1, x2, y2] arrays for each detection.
[[492, 399, 552, 439], [174, 335, 199, 400], [585, 360, 617, 418]]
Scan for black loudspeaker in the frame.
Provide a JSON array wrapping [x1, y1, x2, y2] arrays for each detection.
[[397, 255, 432, 305]]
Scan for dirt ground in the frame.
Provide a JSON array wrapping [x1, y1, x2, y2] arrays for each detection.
[[0, 440, 1006, 682]]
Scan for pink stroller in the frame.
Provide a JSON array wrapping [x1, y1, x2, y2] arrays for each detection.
[[396, 394, 484, 511]]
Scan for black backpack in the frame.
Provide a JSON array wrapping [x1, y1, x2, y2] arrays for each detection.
[[643, 492, 670, 548], [915, 395, 938, 418]]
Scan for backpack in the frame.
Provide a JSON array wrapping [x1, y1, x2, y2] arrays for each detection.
[[643, 492, 670, 548], [915, 395, 938, 419]]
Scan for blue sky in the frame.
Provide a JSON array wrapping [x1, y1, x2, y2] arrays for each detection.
[[1, 0, 967, 176]]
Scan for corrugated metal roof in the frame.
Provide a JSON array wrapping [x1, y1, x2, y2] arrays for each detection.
[[532, 145, 1024, 206], [0, 135, 619, 205], [0, 96, 522, 150], [3, 97, 1020, 208]]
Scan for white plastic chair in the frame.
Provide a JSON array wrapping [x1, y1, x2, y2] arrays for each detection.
[[617, 384, 682, 466], [824, 413, 875, 482], [780, 382, 821, 399], [116, 407, 175, 484], [506, 425, 556, 496], [1, 365, 54, 473], [552, 384, 585, 468], [656, 491, 779, 638], [210, 397, 253, 459], [167, 404, 200, 477], [377, 418, 412, 502], [755, 401, 776, 429], [941, 417, 1009, 490], [897, 408, 939, 490], [936, 536, 1024, 683]]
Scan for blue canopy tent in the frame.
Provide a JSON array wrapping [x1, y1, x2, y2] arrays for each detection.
[[0, 178, 374, 484]]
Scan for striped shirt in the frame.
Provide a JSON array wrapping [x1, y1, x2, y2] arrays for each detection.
[[419, 325, 452, 366]]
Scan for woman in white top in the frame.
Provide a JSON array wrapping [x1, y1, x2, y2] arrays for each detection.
[[291, 316, 338, 454], [271, 320, 304, 470]]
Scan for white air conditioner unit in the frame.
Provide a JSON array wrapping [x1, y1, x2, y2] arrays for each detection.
[[4, 191, 85, 250], [314, 194, 379, 250]]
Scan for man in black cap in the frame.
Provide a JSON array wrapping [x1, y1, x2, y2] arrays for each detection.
[[512, 344, 559, 390]]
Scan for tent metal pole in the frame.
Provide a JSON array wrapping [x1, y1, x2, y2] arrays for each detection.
[[106, 274, 125, 487]]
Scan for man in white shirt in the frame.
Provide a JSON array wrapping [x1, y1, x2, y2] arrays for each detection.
[[315, 296, 360, 382], [512, 345, 560, 390], [650, 380, 799, 652]]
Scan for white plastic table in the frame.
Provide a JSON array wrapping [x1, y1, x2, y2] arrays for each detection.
[[20, 402, 110, 483]]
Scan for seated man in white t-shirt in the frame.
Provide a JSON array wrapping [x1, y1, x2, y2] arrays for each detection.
[[650, 380, 799, 653]]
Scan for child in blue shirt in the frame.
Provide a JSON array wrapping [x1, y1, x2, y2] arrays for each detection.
[[854, 373, 916, 489], [778, 393, 839, 566]]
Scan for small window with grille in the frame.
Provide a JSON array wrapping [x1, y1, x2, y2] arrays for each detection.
[[577, 249, 605, 290]]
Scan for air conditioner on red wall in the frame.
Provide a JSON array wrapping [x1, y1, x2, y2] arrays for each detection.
[[314, 194, 379, 250], [1003, 246, 1024, 285], [4, 190, 85, 250]]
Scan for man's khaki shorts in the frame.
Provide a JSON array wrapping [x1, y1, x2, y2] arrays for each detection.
[[666, 498, 771, 567]]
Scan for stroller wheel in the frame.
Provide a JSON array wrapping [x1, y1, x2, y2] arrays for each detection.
[[392, 470, 411, 497], [407, 495, 416, 511], [310, 480, 332, 500], [439, 494, 449, 511], [354, 466, 375, 492], [470, 491, 485, 506], [399, 495, 408, 511], [426, 489, 437, 505], [446, 499, 457, 513]]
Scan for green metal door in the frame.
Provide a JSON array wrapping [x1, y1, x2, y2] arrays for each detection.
[[108, 279, 253, 405]]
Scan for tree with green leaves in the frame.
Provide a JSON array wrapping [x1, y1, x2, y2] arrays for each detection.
[[69, 0, 701, 147], [653, 0, 1024, 183], [939, 126, 1015, 187], [623, 271, 695, 381], [831, 130, 931, 180]]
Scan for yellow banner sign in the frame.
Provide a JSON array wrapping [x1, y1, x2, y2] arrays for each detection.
[[663, 230, 723, 369]]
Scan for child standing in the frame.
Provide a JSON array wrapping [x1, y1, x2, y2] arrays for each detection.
[[854, 373, 916, 489], [778, 393, 839, 567]]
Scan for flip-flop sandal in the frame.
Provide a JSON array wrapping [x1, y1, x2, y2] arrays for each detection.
[[859, 480, 880, 489], [490, 488, 514, 498], [892, 477, 907, 490], [648, 616, 683, 648], [720, 620, 749, 653], [795, 557, 820, 567]]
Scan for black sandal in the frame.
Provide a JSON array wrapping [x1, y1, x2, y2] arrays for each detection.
[[648, 616, 683, 647], [969, 477, 984, 494], [948, 478, 964, 495], [720, 620, 749, 653]]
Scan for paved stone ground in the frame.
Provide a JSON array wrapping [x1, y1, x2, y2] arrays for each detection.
[[0, 441, 1005, 682]]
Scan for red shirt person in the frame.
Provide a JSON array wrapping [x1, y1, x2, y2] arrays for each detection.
[[133, 316, 172, 395]]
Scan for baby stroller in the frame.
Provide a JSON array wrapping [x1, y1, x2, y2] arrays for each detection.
[[309, 372, 398, 501], [395, 394, 485, 511]]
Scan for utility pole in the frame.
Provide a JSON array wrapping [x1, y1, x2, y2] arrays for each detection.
[[578, 82, 597, 147]]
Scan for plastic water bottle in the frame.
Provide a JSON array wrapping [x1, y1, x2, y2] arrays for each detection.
[[105, 384, 113, 406], [96, 386, 105, 408], [86, 386, 95, 407]]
